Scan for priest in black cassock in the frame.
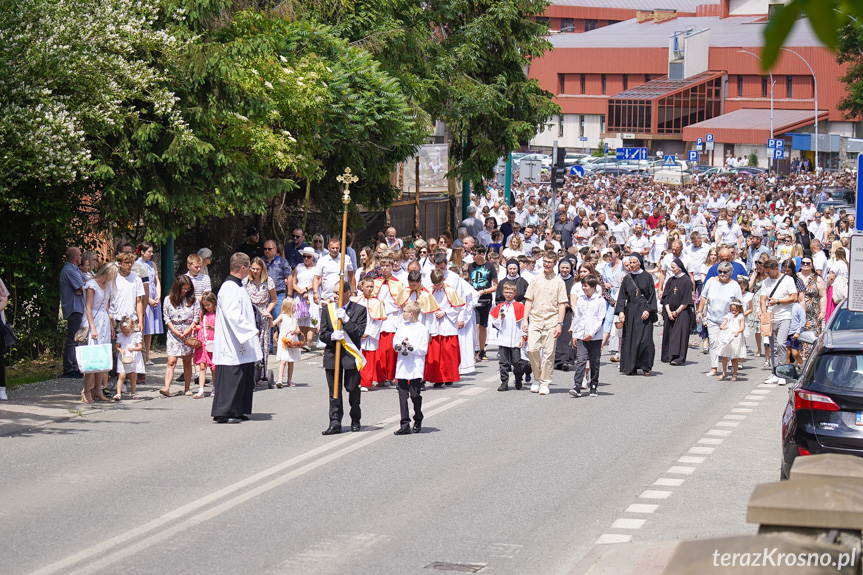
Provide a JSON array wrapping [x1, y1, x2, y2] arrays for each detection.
[[660, 257, 694, 366], [614, 254, 657, 376]]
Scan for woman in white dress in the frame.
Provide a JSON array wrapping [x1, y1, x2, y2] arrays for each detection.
[[292, 246, 320, 350], [161, 275, 200, 396], [82, 263, 119, 403]]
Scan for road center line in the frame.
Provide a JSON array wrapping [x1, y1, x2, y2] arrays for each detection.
[[31, 399, 466, 575]]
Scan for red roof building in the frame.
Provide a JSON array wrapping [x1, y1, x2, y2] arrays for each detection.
[[528, 0, 859, 169]]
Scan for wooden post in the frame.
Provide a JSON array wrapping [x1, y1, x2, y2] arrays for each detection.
[[332, 168, 357, 399]]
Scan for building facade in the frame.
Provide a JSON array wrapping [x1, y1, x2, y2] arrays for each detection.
[[528, 0, 860, 169]]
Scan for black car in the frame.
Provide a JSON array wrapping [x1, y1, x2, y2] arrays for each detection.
[[777, 329, 863, 479]]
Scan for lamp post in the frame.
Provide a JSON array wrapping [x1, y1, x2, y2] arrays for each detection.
[[738, 50, 774, 171], [780, 48, 818, 171]]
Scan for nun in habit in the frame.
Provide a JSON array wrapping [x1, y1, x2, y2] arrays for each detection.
[[554, 259, 577, 369], [614, 253, 657, 376], [660, 257, 694, 366]]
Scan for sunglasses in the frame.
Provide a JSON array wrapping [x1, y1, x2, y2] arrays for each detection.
[[801, 262, 812, 266], [717, 271, 730, 275], [293, 235, 302, 239], [302, 255, 314, 259], [264, 247, 275, 250], [313, 240, 322, 244]]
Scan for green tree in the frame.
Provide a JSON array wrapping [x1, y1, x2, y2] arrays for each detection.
[[762, 1, 863, 67]]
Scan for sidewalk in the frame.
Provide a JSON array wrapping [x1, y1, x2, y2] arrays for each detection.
[[0, 346, 322, 437]]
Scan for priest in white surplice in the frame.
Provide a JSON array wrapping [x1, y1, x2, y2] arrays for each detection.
[[211, 253, 262, 423]]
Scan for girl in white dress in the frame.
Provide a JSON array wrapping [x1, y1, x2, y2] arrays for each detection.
[[292, 248, 320, 350], [719, 300, 747, 381], [272, 298, 301, 387], [114, 317, 144, 400], [82, 263, 118, 403]]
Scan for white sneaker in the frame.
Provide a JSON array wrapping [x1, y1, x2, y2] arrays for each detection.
[[776, 378, 786, 386], [530, 383, 540, 393], [763, 375, 780, 384], [0, 387, 7, 401], [539, 385, 550, 395], [316, 341, 326, 349]]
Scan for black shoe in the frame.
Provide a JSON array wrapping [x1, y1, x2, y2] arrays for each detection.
[[444, 382, 453, 386], [498, 382, 509, 391], [478, 350, 487, 361], [240, 415, 250, 421], [267, 371, 275, 389], [589, 387, 598, 397], [514, 380, 523, 390], [214, 417, 241, 423], [525, 372, 532, 383], [412, 421, 422, 433], [569, 388, 582, 398], [394, 425, 411, 435], [322, 424, 342, 435], [176, 374, 185, 382], [559, 364, 570, 372], [350, 422, 361, 432], [62, 371, 83, 379], [433, 382, 444, 388]]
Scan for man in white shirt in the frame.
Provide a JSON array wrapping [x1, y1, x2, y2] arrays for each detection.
[[808, 212, 827, 243], [690, 207, 709, 236], [111, 253, 145, 330], [811, 239, 828, 277], [477, 217, 495, 247], [715, 214, 743, 250], [384, 227, 403, 251], [490, 202, 506, 226], [625, 224, 650, 259], [800, 201, 816, 223], [522, 226, 539, 254], [752, 209, 772, 242], [658, 239, 685, 295], [683, 232, 710, 290], [314, 238, 355, 303]]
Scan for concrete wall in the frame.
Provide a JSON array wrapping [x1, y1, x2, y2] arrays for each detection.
[[667, 29, 710, 80], [530, 114, 622, 152], [729, 0, 789, 16]]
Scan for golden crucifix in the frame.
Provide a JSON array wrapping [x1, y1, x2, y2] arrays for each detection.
[[332, 167, 358, 400]]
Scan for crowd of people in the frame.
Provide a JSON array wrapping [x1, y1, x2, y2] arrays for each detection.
[[30, 162, 856, 431]]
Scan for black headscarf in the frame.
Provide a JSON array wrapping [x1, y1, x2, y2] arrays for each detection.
[[630, 252, 644, 268], [673, 257, 688, 276]]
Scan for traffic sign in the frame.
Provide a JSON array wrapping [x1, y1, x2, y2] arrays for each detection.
[[569, 165, 584, 177], [772, 149, 784, 159], [849, 233, 863, 312], [706, 134, 714, 143], [688, 150, 699, 162], [776, 140, 785, 150], [767, 139, 777, 149], [615, 147, 648, 160], [663, 155, 677, 167], [604, 143, 610, 154], [579, 137, 588, 142], [696, 137, 703, 146]]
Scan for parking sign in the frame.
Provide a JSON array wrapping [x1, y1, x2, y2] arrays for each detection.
[[688, 150, 699, 162], [706, 134, 714, 143]]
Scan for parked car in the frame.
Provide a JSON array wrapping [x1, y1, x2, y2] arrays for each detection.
[[564, 153, 588, 166], [615, 159, 651, 172], [734, 166, 767, 176], [520, 153, 552, 167], [822, 186, 855, 205], [827, 301, 863, 331], [777, 329, 863, 479], [647, 159, 690, 175]]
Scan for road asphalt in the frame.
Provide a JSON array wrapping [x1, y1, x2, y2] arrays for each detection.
[[0, 329, 786, 575]]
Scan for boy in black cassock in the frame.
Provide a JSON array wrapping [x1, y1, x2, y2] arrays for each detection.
[[614, 254, 657, 376]]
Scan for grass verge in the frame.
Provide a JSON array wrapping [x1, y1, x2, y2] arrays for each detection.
[[5, 355, 61, 389]]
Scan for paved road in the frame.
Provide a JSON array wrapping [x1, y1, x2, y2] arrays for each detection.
[[0, 332, 786, 575]]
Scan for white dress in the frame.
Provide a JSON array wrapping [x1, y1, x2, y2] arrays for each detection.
[[116, 331, 145, 373], [293, 263, 320, 328], [85, 279, 112, 345], [719, 313, 747, 359], [275, 315, 301, 363]]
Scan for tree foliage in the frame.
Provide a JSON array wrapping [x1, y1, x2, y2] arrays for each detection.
[[836, 22, 863, 118], [762, 1, 863, 68]]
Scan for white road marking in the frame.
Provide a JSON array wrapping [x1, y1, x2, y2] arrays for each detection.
[[377, 397, 450, 425], [731, 408, 753, 413], [666, 466, 696, 475], [707, 429, 732, 437], [723, 414, 747, 420], [459, 387, 489, 396], [738, 402, 759, 407], [483, 374, 500, 383], [611, 518, 646, 529], [698, 438, 723, 445], [744, 395, 765, 401], [595, 534, 632, 544], [751, 389, 772, 395], [30, 400, 469, 575], [759, 383, 777, 388], [678, 456, 705, 464], [715, 421, 740, 428], [654, 478, 684, 487], [639, 490, 672, 499], [688, 446, 714, 455], [625, 504, 658, 514]]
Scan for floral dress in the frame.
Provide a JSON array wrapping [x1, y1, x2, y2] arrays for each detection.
[[748, 276, 765, 332], [358, 265, 381, 283], [802, 273, 822, 361], [163, 297, 201, 357], [244, 277, 275, 383]]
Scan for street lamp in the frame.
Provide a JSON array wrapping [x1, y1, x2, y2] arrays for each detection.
[[738, 50, 774, 170], [780, 48, 818, 171]]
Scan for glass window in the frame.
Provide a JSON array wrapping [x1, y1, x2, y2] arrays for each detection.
[[803, 352, 863, 394], [579, 115, 585, 137], [559, 74, 566, 94], [738, 75, 744, 97], [585, 19, 598, 31], [561, 18, 574, 32], [623, 74, 629, 90], [787, 75, 793, 98], [601, 74, 607, 95], [581, 74, 586, 94], [762, 76, 768, 98], [558, 115, 564, 137]]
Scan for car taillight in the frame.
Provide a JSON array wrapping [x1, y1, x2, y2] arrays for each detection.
[[794, 390, 840, 412], [798, 447, 811, 456]]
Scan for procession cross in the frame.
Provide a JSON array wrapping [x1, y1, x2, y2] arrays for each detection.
[[332, 167, 358, 400]]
